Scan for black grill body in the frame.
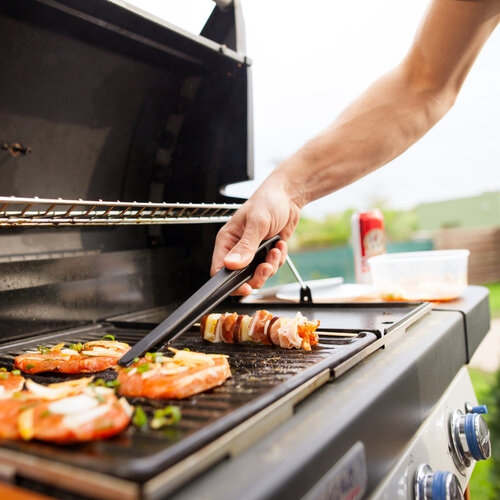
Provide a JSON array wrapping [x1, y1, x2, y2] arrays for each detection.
[[0, 2, 492, 500]]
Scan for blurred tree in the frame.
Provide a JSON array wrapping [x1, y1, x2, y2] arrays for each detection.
[[291, 207, 419, 250], [488, 369, 500, 497]]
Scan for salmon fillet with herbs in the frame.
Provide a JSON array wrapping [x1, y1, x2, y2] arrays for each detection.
[[117, 348, 231, 400], [0, 368, 25, 399], [14, 338, 130, 374], [0, 377, 133, 444]]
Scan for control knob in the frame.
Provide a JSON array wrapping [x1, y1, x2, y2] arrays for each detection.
[[414, 464, 464, 500], [448, 404, 491, 472]]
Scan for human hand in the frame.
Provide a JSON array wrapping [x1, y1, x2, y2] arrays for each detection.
[[211, 178, 302, 295]]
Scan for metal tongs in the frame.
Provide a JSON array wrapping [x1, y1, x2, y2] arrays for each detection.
[[118, 235, 281, 366]]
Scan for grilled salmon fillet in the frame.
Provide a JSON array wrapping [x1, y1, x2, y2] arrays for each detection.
[[118, 348, 231, 399], [0, 378, 132, 444], [15, 340, 130, 374], [0, 369, 25, 398]]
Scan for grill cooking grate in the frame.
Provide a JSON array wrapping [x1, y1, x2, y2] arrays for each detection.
[[0, 196, 240, 226], [0, 323, 376, 483]]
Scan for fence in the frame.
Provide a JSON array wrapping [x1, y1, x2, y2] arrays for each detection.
[[434, 227, 500, 284]]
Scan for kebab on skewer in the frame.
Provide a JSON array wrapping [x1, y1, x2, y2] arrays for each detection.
[[200, 310, 320, 351]]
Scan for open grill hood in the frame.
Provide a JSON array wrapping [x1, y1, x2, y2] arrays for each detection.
[[0, 0, 251, 339]]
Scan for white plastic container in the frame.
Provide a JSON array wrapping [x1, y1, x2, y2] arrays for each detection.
[[368, 250, 470, 301]]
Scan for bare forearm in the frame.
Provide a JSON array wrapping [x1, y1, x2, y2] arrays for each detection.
[[271, 0, 500, 209], [211, 0, 500, 289], [272, 65, 454, 208]]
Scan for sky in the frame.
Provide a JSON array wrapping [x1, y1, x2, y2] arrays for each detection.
[[125, 0, 500, 218]]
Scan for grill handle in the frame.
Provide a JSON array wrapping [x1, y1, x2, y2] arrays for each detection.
[[118, 235, 281, 366]]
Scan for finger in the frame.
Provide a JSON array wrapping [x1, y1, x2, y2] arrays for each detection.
[[275, 240, 288, 267], [223, 217, 268, 270], [245, 262, 274, 290], [211, 226, 240, 276], [231, 282, 253, 296], [265, 248, 282, 275], [230, 245, 282, 295]]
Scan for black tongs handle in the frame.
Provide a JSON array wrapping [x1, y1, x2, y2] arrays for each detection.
[[118, 235, 281, 366]]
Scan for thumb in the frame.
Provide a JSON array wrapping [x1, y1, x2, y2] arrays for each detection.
[[224, 223, 265, 270]]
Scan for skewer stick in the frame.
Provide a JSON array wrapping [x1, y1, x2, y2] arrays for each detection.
[[193, 323, 358, 338], [317, 331, 358, 338]]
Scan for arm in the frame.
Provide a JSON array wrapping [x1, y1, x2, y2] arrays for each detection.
[[212, 0, 500, 294]]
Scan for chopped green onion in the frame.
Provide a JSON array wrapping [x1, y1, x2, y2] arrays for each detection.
[[37, 346, 50, 353], [183, 347, 190, 352], [136, 363, 150, 374], [93, 379, 107, 387], [25, 364, 35, 370], [106, 379, 120, 389], [0, 367, 7, 372], [0, 373, 7, 380], [101, 334, 115, 341], [150, 406, 181, 429], [145, 352, 164, 363], [132, 406, 148, 428], [40, 410, 51, 418], [133, 357, 140, 364], [11, 370, 21, 376], [69, 342, 83, 352]]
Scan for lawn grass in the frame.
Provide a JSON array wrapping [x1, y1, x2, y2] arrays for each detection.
[[483, 282, 500, 318], [468, 367, 497, 499]]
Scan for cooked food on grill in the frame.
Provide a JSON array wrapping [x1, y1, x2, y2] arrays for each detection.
[[117, 348, 231, 400], [0, 377, 133, 443], [14, 338, 131, 374], [200, 310, 320, 351], [0, 368, 25, 398]]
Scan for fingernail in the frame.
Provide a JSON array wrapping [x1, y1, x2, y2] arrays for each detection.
[[226, 252, 241, 265]]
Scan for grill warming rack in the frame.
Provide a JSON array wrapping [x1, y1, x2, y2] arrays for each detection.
[[0, 196, 241, 226]]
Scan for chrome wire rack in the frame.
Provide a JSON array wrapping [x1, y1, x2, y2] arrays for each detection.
[[0, 196, 241, 226]]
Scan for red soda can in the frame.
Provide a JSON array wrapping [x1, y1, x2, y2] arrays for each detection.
[[351, 209, 386, 283]]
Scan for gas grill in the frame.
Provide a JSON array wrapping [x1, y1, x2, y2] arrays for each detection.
[[0, 1, 492, 499]]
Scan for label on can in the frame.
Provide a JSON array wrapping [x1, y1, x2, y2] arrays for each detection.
[[351, 210, 386, 283]]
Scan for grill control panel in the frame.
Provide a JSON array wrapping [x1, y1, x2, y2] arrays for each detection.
[[449, 406, 491, 472], [414, 464, 464, 500], [369, 366, 492, 499]]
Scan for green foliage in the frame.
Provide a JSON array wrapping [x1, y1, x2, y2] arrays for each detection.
[[483, 283, 500, 318], [468, 367, 500, 498], [291, 209, 354, 250], [486, 368, 500, 498], [382, 209, 419, 242], [291, 207, 419, 250]]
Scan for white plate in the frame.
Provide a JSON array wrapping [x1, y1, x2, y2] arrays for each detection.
[[241, 277, 343, 302], [277, 282, 374, 301]]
